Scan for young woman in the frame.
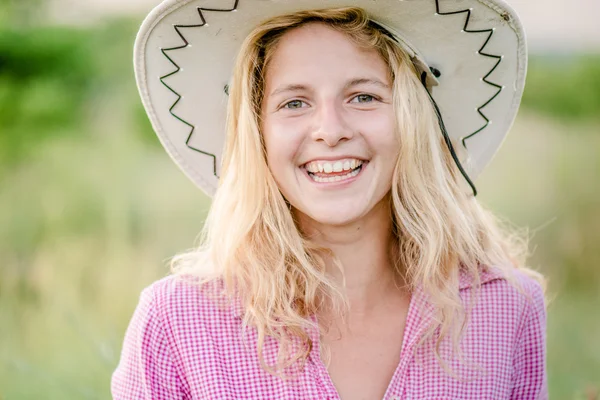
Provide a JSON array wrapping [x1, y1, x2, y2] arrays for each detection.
[[113, 1, 547, 399]]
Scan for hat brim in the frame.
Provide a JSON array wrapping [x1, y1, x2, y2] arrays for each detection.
[[134, 0, 527, 197]]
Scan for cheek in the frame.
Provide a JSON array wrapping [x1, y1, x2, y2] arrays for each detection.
[[351, 110, 398, 153], [262, 121, 305, 202], [263, 118, 305, 169]]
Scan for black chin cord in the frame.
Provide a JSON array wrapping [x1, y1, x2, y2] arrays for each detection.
[[421, 71, 478, 197]]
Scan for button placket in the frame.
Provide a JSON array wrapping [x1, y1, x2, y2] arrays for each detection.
[[382, 285, 436, 400]]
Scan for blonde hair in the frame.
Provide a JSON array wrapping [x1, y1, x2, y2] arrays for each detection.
[[171, 7, 545, 379]]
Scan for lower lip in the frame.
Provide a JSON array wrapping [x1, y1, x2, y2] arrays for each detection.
[[302, 162, 368, 188]]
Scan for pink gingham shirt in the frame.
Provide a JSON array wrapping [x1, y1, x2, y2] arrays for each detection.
[[111, 266, 547, 399]]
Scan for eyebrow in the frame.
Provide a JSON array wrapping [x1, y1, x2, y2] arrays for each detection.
[[344, 78, 390, 90], [269, 84, 309, 97], [268, 77, 390, 97]]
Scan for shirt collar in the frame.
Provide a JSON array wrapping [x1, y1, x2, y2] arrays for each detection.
[[458, 264, 506, 290]]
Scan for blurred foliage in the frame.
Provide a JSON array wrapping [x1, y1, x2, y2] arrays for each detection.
[[0, 19, 154, 176], [0, 27, 94, 166], [523, 54, 600, 123], [0, 15, 599, 400], [0, 0, 44, 27]]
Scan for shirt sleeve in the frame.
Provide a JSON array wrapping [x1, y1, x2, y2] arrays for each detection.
[[510, 278, 548, 400], [111, 284, 185, 399]]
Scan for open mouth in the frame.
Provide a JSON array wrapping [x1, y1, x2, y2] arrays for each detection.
[[302, 159, 367, 184]]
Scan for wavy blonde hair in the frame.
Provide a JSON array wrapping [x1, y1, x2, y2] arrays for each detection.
[[171, 7, 545, 378]]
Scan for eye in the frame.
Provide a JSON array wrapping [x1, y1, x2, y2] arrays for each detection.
[[351, 94, 375, 104], [283, 100, 307, 109]]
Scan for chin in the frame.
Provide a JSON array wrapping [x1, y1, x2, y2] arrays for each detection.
[[303, 206, 365, 227]]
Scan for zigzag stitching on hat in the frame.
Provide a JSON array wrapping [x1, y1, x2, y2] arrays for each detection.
[[159, 0, 240, 178], [158, 0, 502, 184], [434, 0, 504, 149]]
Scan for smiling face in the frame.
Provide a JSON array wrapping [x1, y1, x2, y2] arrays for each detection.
[[261, 23, 400, 227]]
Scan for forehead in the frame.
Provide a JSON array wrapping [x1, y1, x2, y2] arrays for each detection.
[[264, 22, 390, 84]]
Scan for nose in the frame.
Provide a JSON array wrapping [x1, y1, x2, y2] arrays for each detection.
[[311, 101, 353, 147]]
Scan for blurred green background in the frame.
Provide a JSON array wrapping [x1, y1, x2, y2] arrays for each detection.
[[1, 0, 599, 398]]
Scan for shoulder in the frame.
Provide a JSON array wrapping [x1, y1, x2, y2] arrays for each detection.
[[460, 264, 545, 305], [112, 274, 243, 397], [144, 274, 243, 329], [460, 265, 546, 337], [462, 267, 548, 397]]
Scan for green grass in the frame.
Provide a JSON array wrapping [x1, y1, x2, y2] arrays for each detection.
[[0, 131, 210, 399]]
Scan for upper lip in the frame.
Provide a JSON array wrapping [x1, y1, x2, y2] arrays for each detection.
[[300, 155, 368, 167]]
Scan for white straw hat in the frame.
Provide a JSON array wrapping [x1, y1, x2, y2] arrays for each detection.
[[134, 0, 527, 197]]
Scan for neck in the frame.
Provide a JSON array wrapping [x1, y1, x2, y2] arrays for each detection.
[[296, 195, 406, 314]]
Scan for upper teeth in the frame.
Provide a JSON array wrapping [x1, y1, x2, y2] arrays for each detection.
[[304, 159, 363, 174]]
